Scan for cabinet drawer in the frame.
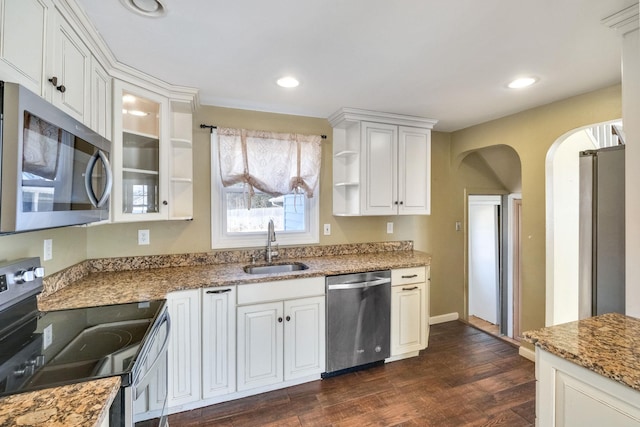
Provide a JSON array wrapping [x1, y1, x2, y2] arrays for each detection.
[[237, 277, 325, 305], [392, 267, 426, 286]]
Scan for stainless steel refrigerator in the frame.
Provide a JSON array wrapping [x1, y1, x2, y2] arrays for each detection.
[[579, 145, 625, 319]]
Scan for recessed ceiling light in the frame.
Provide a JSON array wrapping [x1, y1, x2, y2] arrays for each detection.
[[277, 76, 300, 88], [508, 77, 537, 89], [120, 0, 167, 17]]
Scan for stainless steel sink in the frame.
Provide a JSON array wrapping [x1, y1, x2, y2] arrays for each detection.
[[243, 262, 309, 274]]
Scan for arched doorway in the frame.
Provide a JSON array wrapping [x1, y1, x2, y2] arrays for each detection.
[[545, 120, 623, 326]]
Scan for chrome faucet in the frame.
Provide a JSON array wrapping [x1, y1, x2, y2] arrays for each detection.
[[266, 219, 279, 263]]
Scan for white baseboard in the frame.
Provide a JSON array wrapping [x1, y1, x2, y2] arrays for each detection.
[[519, 346, 536, 362], [429, 312, 459, 324]]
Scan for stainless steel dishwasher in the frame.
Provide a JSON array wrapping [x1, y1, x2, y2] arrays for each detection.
[[323, 270, 391, 377]]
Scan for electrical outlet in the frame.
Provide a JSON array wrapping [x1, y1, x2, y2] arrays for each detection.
[[44, 239, 53, 261], [455, 221, 462, 232], [323, 224, 331, 235], [387, 222, 394, 234], [138, 229, 150, 245]]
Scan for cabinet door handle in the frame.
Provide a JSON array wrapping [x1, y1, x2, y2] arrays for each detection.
[[286, 315, 291, 322], [163, 200, 168, 206], [278, 317, 283, 323], [394, 201, 398, 205], [402, 286, 419, 291], [206, 288, 232, 294], [401, 274, 418, 279], [56, 84, 66, 93], [399, 201, 404, 205]]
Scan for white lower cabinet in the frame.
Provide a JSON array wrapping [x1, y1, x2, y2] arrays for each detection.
[[390, 267, 429, 360], [284, 296, 325, 381], [202, 286, 236, 399], [237, 301, 284, 391], [536, 348, 640, 427], [236, 277, 325, 392], [167, 289, 201, 409]]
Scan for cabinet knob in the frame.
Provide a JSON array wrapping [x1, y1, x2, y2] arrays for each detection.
[[48, 77, 66, 93], [394, 201, 398, 205], [286, 315, 291, 322], [278, 317, 283, 323], [399, 201, 404, 205], [163, 201, 168, 206]]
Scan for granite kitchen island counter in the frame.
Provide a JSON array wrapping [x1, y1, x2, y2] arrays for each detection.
[[523, 312, 640, 391]]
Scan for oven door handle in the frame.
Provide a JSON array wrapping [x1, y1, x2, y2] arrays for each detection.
[[132, 311, 171, 399]]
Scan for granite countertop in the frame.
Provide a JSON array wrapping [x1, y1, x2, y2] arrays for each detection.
[[523, 313, 640, 391], [2, 244, 429, 426], [0, 377, 120, 427], [39, 250, 431, 311]]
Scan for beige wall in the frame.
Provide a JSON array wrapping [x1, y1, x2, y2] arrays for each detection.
[[0, 227, 86, 274], [0, 85, 622, 332], [448, 84, 622, 333], [87, 106, 435, 259]]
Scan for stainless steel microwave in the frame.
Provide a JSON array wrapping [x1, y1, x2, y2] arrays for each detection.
[[0, 81, 112, 233]]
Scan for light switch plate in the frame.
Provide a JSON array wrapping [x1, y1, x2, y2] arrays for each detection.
[[323, 224, 331, 235], [387, 222, 394, 234]]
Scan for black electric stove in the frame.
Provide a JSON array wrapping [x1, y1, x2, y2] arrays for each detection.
[[0, 257, 166, 398]]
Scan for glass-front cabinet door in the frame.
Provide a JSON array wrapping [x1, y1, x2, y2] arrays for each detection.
[[112, 81, 169, 222]]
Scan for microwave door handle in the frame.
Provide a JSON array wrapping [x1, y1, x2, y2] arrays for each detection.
[[84, 150, 113, 208]]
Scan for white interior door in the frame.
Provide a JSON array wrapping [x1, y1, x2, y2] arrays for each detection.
[[468, 195, 501, 324]]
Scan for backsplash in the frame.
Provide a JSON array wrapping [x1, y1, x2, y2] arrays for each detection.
[[41, 241, 413, 298]]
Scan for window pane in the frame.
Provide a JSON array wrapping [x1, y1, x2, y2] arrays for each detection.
[[225, 188, 305, 233]]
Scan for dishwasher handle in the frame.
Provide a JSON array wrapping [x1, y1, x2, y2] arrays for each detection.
[[327, 277, 391, 290]]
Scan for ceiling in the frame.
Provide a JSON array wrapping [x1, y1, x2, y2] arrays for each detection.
[[76, 0, 633, 131]]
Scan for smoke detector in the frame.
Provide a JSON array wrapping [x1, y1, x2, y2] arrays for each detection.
[[120, 0, 167, 18]]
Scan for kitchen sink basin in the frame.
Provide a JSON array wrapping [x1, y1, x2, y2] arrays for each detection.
[[243, 262, 309, 274]]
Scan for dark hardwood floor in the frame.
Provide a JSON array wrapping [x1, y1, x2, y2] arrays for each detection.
[[168, 321, 535, 426]]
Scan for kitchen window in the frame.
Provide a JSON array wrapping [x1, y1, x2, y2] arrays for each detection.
[[210, 128, 320, 249]]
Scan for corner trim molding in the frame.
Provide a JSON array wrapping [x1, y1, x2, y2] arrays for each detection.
[[602, 3, 640, 35], [429, 312, 460, 325]]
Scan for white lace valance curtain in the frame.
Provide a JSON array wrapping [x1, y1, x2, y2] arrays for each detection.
[[217, 127, 322, 199]]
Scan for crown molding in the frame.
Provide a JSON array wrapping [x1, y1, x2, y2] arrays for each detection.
[[328, 107, 438, 129], [57, 0, 200, 111], [602, 3, 639, 35]]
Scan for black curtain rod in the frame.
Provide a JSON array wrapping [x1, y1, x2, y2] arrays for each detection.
[[200, 123, 326, 139]]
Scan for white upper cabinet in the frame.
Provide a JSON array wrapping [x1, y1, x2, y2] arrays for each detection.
[[329, 108, 437, 216], [112, 80, 169, 222], [90, 57, 112, 140], [48, 6, 90, 123], [112, 80, 194, 222], [0, 0, 93, 126], [0, 0, 50, 95]]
